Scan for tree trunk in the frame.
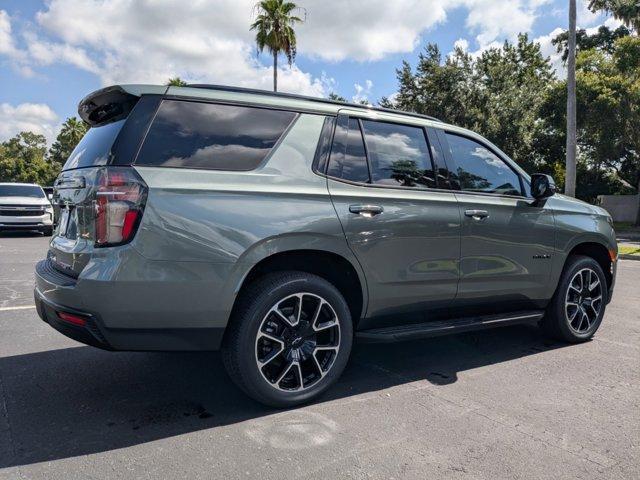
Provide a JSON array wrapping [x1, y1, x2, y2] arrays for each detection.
[[565, 0, 577, 197], [273, 52, 278, 92], [635, 176, 640, 226]]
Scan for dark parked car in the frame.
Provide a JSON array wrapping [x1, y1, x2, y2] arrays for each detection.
[[35, 84, 618, 406]]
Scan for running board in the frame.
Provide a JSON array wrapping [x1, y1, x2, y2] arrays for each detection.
[[356, 311, 545, 343]]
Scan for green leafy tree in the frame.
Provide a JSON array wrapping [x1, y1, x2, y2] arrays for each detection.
[[166, 77, 188, 86], [538, 36, 640, 209], [552, 25, 632, 61], [0, 132, 57, 185], [389, 160, 421, 187], [251, 0, 304, 92], [48, 117, 88, 167], [389, 34, 554, 173], [328, 92, 348, 102], [589, 0, 640, 30]]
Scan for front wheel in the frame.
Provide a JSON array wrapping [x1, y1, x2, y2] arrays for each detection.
[[541, 255, 608, 342], [222, 271, 353, 407]]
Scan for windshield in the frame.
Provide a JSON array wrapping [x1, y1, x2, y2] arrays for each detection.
[[63, 120, 126, 170], [0, 185, 45, 198]]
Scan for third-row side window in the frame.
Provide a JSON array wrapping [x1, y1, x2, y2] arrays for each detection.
[[136, 100, 297, 170]]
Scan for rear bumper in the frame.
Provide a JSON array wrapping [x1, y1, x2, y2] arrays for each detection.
[[34, 288, 113, 350], [34, 257, 227, 351]]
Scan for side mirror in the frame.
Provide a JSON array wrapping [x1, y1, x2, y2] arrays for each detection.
[[47, 194, 53, 201], [530, 173, 556, 200]]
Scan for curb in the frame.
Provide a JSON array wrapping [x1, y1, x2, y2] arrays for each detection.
[[619, 254, 640, 261]]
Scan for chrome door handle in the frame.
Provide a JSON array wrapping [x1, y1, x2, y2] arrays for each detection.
[[465, 209, 489, 220], [349, 204, 384, 216]]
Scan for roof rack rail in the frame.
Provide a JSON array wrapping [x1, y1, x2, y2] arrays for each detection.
[[184, 84, 442, 123]]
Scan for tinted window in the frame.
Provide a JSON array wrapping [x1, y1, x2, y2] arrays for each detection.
[[63, 120, 125, 170], [136, 100, 296, 170], [327, 118, 369, 182], [428, 129, 454, 189], [313, 117, 336, 174], [444, 133, 522, 196], [361, 121, 435, 188], [0, 185, 45, 198]]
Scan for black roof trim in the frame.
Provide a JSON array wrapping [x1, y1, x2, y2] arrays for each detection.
[[185, 84, 442, 123]]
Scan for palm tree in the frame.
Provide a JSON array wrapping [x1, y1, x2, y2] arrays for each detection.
[[251, 0, 304, 92], [565, 0, 577, 197]]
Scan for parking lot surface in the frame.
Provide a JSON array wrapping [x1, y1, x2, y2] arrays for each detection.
[[0, 233, 638, 479]]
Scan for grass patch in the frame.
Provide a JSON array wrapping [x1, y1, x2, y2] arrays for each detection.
[[619, 245, 640, 256]]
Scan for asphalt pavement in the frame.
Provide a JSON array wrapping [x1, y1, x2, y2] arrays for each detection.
[[0, 232, 638, 479]]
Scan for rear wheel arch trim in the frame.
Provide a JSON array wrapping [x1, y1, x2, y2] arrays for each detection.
[[232, 248, 369, 325]]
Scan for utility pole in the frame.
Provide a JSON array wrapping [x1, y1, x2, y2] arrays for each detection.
[[565, 0, 577, 197]]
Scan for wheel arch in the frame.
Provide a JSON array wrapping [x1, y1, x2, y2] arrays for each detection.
[[231, 247, 368, 327], [565, 241, 615, 290]]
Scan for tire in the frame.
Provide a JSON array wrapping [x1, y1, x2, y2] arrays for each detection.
[[222, 271, 353, 407], [541, 255, 608, 343], [41, 226, 53, 236]]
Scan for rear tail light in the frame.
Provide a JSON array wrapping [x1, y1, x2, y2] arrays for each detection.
[[95, 167, 147, 247]]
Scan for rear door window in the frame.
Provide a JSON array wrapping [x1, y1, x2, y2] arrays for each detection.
[[361, 120, 435, 188], [135, 100, 297, 170]]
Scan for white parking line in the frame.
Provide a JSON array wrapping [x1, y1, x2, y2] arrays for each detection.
[[0, 305, 36, 311]]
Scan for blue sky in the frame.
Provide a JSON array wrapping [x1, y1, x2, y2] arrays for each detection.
[[0, 0, 615, 144]]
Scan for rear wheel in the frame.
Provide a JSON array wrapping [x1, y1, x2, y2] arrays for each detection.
[[541, 255, 607, 342], [222, 271, 353, 407]]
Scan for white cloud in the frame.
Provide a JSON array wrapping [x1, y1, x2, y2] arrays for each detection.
[[300, 0, 554, 61], [353, 80, 373, 104], [16, 0, 555, 90], [0, 103, 59, 143], [577, 0, 603, 27], [0, 10, 14, 54], [463, 0, 551, 49], [297, 1, 449, 61], [0, 10, 20, 58], [22, 32, 100, 73], [30, 0, 325, 95], [453, 38, 470, 52]]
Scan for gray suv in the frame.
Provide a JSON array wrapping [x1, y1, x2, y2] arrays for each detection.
[[35, 84, 618, 407]]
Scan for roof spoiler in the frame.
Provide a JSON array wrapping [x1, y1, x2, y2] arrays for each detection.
[[78, 84, 168, 127]]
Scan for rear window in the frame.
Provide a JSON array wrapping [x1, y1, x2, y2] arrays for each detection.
[[361, 120, 434, 188], [0, 185, 45, 198], [63, 120, 125, 170], [135, 100, 297, 170]]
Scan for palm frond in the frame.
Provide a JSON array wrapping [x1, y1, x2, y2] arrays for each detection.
[[251, 0, 304, 65]]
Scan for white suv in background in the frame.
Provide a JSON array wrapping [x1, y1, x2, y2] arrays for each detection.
[[0, 183, 54, 235]]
